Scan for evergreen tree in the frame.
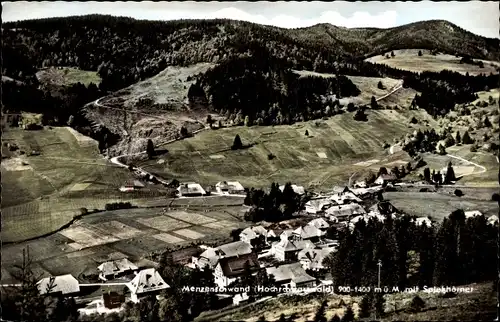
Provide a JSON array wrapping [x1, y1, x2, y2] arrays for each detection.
[[206, 114, 213, 127], [341, 305, 355, 322], [373, 293, 385, 318], [377, 81, 384, 90], [314, 299, 328, 322], [329, 314, 341, 322], [484, 116, 492, 127], [370, 96, 378, 109], [438, 143, 447, 155], [231, 134, 243, 150], [359, 293, 373, 318], [418, 50, 423, 56], [146, 139, 155, 159], [391, 50, 395, 57], [305, 129, 309, 136], [445, 161, 456, 183], [409, 295, 426, 312], [278, 313, 287, 322], [462, 131, 474, 144], [456, 131, 461, 144]]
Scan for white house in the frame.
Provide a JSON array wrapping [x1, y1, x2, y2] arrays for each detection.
[[414, 217, 433, 227], [305, 199, 332, 214], [279, 184, 305, 195], [193, 241, 253, 270], [177, 182, 206, 197], [375, 173, 398, 186], [239, 225, 268, 243], [464, 210, 483, 219], [37, 274, 80, 296], [488, 215, 499, 225], [272, 237, 315, 262], [119, 180, 145, 192], [215, 181, 245, 195], [232, 292, 250, 306], [325, 203, 366, 221], [292, 225, 325, 240], [127, 268, 170, 303], [298, 247, 336, 271], [78, 292, 125, 316]]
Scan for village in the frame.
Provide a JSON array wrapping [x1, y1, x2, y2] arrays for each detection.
[[22, 167, 499, 318]]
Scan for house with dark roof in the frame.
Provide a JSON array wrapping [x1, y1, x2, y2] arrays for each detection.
[[214, 253, 261, 288], [292, 225, 325, 242], [193, 241, 253, 270], [325, 203, 366, 222], [127, 268, 170, 303], [271, 235, 315, 262], [119, 180, 145, 192], [37, 274, 80, 296], [239, 226, 268, 244], [266, 263, 317, 289], [78, 292, 126, 316], [98, 258, 138, 281], [298, 247, 336, 271]]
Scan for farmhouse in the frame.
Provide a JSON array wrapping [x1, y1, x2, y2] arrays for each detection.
[[239, 225, 268, 243], [232, 292, 250, 306], [328, 191, 362, 205], [98, 258, 138, 281], [414, 217, 433, 227], [307, 218, 330, 230], [465, 210, 483, 218], [214, 253, 261, 288], [325, 203, 366, 222], [272, 236, 315, 262], [305, 199, 332, 214], [375, 173, 398, 185], [177, 182, 206, 197], [279, 184, 305, 195], [298, 247, 336, 271], [292, 225, 325, 241], [194, 241, 253, 269], [266, 263, 317, 289], [119, 180, 145, 192], [488, 215, 499, 225], [215, 181, 245, 195], [127, 268, 170, 303], [37, 274, 80, 296]]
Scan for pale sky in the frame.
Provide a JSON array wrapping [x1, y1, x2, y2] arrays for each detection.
[[3, 1, 499, 39]]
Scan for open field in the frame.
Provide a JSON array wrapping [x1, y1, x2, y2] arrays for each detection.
[[365, 49, 500, 75], [1, 205, 249, 284], [0, 126, 145, 242], [293, 70, 418, 107], [384, 191, 498, 221], [140, 109, 437, 191], [36, 67, 101, 87], [197, 282, 495, 322]]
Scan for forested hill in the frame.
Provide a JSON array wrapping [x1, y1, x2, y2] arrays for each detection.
[[3, 15, 500, 91]]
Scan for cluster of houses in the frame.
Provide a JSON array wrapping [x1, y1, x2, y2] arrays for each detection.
[[35, 258, 169, 316]]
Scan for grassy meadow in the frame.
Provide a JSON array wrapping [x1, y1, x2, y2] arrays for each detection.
[[140, 109, 438, 191], [365, 49, 500, 75], [36, 67, 102, 87]]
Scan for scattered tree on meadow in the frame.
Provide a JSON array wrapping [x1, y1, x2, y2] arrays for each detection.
[[445, 161, 456, 183], [370, 96, 378, 109], [180, 126, 189, 137], [353, 107, 368, 121], [483, 116, 492, 127], [146, 139, 155, 159], [455, 131, 461, 144], [314, 299, 328, 322], [359, 293, 373, 318], [206, 114, 213, 127], [391, 51, 395, 57], [418, 50, 423, 56], [231, 134, 243, 150], [305, 129, 309, 136], [377, 81, 385, 90], [438, 143, 447, 155], [424, 167, 431, 182], [329, 314, 341, 322], [462, 130, 474, 144]]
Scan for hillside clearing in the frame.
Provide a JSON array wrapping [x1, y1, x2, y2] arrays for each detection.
[[36, 67, 101, 87], [365, 49, 500, 75], [139, 109, 437, 191]]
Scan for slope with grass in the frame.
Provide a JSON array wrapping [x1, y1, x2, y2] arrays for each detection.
[[0, 126, 141, 242], [365, 49, 500, 75], [83, 63, 213, 155], [138, 109, 437, 191], [36, 66, 101, 87]]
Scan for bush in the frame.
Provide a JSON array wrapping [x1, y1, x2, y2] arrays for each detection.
[[470, 145, 477, 152], [492, 193, 500, 202], [454, 189, 464, 197], [410, 116, 418, 124], [267, 153, 276, 160], [105, 202, 133, 211], [79, 207, 88, 216]]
